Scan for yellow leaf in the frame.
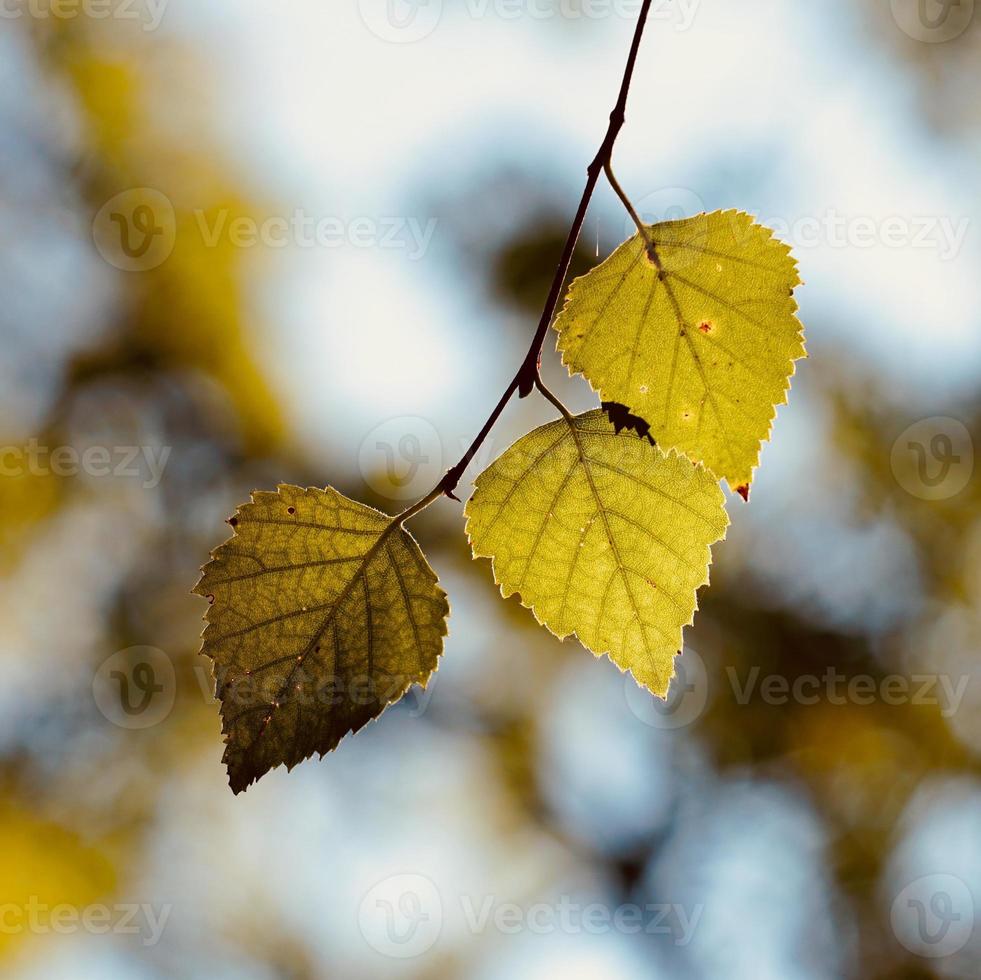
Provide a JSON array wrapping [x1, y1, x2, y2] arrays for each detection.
[[553, 210, 805, 492], [465, 410, 728, 696], [195, 485, 449, 793]]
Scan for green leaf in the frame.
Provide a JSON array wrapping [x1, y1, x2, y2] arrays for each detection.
[[194, 484, 449, 793], [465, 410, 728, 696], [553, 210, 805, 493]]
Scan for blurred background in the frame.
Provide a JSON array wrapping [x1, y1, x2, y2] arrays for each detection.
[[2, 0, 980, 976]]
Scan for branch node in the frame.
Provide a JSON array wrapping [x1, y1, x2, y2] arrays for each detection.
[[395, 0, 654, 526]]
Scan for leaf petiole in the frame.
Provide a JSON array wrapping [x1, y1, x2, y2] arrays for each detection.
[[400, 0, 657, 519]]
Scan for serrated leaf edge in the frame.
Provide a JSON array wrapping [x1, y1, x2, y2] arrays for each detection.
[[463, 423, 727, 699], [193, 483, 450, 793], [552, 209, 807, 493]]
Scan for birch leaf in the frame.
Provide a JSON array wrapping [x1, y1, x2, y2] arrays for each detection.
[[195, 484, 449, 794], [553, 210, 805, 494], [465, 410, 728, 696]]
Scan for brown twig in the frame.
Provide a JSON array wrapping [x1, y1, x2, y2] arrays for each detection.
[[398, 0, 654, 521]]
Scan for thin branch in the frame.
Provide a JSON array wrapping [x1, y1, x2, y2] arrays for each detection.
[[403, 0, 655, 514], [395, 484, 449, 525], [603, 160, 660, 266], [516, 0, 656, 395]]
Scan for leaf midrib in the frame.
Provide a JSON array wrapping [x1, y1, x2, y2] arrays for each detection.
[[234, 516, 403, 763]]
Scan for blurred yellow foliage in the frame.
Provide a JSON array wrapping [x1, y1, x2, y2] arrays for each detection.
[[0, 800, 116, 960]]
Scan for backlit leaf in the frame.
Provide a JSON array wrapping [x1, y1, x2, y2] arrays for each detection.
[[465, 410, 728, 696], [195, 484, 449, 793], [553, 210, 805, 492]]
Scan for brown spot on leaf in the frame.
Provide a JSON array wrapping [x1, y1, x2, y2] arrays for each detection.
[[736, 484, 751, 502], [698, 320, 714, 334]]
